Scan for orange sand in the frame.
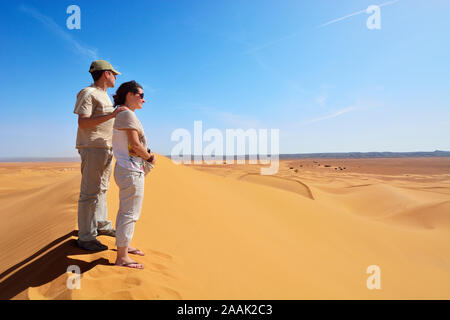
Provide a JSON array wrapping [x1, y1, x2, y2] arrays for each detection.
[[0, 157, 449, 299]]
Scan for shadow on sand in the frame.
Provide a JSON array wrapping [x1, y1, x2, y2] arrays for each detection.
[[0, 230, 111, 300]]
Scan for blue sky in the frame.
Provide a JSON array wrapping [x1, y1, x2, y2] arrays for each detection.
[[0, 0, 449, 157]]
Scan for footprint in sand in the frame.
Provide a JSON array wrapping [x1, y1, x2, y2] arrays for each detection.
[[62, 247, 181, 299]]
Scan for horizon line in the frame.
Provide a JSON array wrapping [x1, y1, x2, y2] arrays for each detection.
[[1, 150, 449, 162]]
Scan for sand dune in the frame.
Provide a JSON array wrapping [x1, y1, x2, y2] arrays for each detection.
[[0, 157, 449, 299], [238, 173, 314, 199]]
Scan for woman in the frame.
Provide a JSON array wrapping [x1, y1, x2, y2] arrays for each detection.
[[112, 80, 155, 269]]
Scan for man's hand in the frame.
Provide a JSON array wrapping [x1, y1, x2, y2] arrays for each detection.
[[113, 106, 128, 117], [78, 106, 128, 129]]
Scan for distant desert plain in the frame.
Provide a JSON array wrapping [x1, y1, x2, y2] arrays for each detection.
[[0, 156, 449, 299]]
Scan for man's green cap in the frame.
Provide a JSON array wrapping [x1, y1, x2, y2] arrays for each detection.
[[89, 60, 121, 75]]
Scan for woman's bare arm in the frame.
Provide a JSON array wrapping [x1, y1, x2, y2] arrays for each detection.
[[124, 129, 155, 164]]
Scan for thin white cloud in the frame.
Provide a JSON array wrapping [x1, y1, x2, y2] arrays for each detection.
[[179, 104, 263, 129], [141, 84, 158, 94], [316, 95, 328, 108], [19, 5, 98, 60], [244, 32, 299, 55], [302, 106, 357, 126], [318, 0, 401, 28], [318, 8, 367, 28], [216, 111, 262, 129], [244, 0, 401, 54]]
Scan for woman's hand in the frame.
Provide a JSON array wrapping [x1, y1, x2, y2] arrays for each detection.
[[148, 153, 156, 165], [145, 148, 155, 165]]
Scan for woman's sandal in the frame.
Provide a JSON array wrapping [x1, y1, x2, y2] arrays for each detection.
[[116, 261, 144, 269], [128, 249, 145, 256]]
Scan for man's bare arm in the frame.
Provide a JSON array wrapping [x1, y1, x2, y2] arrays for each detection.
[[78, 106, 128, 129]]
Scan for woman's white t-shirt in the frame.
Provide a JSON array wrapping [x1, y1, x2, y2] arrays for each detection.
[[112, 108, 148, 173]]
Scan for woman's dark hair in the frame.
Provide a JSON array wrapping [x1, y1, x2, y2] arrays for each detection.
[[113, 80, 143, 107]]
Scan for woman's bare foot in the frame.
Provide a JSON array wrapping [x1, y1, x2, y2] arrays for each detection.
[[128, 246, 145, 256], [115, 246, 144, 269]]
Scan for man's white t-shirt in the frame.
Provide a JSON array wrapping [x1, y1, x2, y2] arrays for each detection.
[[112, 108, 148, 173]]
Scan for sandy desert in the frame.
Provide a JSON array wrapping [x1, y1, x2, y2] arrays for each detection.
[[0, 156, 449, 299]]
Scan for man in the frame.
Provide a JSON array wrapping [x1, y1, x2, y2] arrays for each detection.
[[74, 60, 127, 251]]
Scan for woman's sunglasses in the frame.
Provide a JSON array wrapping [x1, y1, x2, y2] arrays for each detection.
[[136, 92, 144, 99]]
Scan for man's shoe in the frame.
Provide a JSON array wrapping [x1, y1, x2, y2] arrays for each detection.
[[77, 239, 108, 251], [97, 229, 116, 237]]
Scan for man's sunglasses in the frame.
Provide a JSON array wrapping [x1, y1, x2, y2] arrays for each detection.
[[136, 92, 144, 99]]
